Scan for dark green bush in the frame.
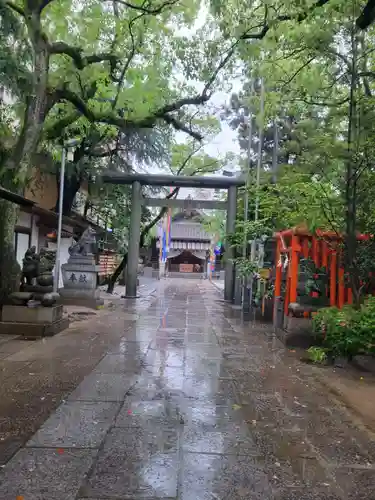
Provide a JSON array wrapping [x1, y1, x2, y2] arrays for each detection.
[[312, 296, 375, 359]]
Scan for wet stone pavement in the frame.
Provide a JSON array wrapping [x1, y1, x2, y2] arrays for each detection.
[[1, 280, 375, 499]]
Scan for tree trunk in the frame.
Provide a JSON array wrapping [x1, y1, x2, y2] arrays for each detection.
[[345, 26, 361, 308], [54, 172, 82, 215], [0, 9, 50, 301], [107, 253, 128, 293], [106, 230, 147, 294], [0, 199, 21, 305]]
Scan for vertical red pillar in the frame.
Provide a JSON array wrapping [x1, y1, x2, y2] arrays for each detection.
[[274, 239, 282, 301], [347, 288, 353, 305], [284, 270, 290, 316], [338, 267, 345, 309], [321, 240, 328, 269], [290, 235, 299, 304], [312, 237, 319, 267], [274, 238, 283, 325], [330, 251, 337, 307]]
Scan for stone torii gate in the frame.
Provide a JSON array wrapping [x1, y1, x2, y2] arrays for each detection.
[[102, 172, 244, 301]]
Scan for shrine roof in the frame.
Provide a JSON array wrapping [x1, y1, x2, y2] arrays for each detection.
[[171, 220, 212, 241]]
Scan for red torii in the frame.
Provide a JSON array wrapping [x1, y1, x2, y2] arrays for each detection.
[[273, 226, 371, 319]]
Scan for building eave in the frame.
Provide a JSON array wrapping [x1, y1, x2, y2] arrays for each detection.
[[0, 187, 35, 207]]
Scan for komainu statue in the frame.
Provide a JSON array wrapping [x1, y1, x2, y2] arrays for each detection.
[[68, 226, 97, 256]]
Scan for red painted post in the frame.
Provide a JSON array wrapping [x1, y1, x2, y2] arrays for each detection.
[[321, 240, 328, 268], [284, 273, 290, 316], [274, 239, 282, 299], [312, 237, 319, 267], [290, 235, 300, 304]]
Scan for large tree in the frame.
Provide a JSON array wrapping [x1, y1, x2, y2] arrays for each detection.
[[0, 0, 236, 300], [213, 0, 375, 304]]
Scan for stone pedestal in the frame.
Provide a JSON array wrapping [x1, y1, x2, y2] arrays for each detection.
[[159, 261, 166, 280], [0, 304, 69, 339], [60, 255, 104, 309]]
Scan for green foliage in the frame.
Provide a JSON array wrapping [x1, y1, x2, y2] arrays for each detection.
[[307, 346, 327, 364], [202, 211, 226, 242], [312, 297, 375, 359]]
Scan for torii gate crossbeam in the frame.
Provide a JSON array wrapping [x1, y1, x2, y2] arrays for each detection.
[[101, 172, 244, 301]]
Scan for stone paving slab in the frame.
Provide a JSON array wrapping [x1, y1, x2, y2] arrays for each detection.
[[26, 401, 120, 448], [182, 427, 257, 455], [0, 448, 96, 500], [180, 453, 274, 500], [92, 353, 148, 374], [115, 399, 182, 428], [68, 372, 136, 402], [81, 454, 178, 498], [3, 279, 375, 499]]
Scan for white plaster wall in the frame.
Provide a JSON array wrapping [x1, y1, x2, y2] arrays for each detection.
[[15, 233, 30, 268], [16, 211, 32, 228], [48, 237, 73, 289], [31, 215, 39, 250]]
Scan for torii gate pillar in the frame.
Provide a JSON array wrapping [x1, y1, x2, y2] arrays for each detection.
[[125, 181, 142, 298], [224, 185, 237, 302]]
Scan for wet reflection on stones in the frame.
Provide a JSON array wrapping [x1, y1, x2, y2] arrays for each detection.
[[2, 280, 375, 499]]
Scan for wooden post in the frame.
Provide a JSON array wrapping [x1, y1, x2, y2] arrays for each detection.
[[338, 267, 345, 309], [347, 287, 353, 305], [274, 239, 282, 298], [312, 236, 319, 268], [302, 237, 309, 259], [274, 238, 282, 326], [330, 251, 337, 307]]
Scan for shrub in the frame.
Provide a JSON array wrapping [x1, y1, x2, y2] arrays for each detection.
[[307, 346, 327, 364], [312, 298, 375, 359]]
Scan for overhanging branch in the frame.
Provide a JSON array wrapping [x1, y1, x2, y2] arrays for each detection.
[[161, 115, 203, 141], [38, 0, 55, 13], [111, 0, 179, 14], [4, 1, 25, 16], [240, 0, 331, 41], [356, 0, 375, 30], [55, 87, 203, 139], [49, 42, 118, 72]]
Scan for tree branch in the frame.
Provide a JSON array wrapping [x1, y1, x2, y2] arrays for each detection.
[[356, 0, 375, 30], [176, 145, 203, 175], [280, 56, 316, 88], [240, 0, 331, 41], [45, 112, 81, 140], [140, 186, 179, 244], [54, 87, 203, 139], [358, 71, 375, 79], [49, 42, 119, 72], [38, 0, 55, 13], [111, 0, 179, 15], [290, 96, 350, 107], [4, 1, 25, 16], [161, 114, 203, 141]]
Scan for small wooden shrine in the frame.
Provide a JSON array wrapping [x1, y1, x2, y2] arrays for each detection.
[[272, 226, 374, 340]]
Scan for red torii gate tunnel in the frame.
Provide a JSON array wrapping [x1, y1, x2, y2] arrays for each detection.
[[273, 227, 373, 327]]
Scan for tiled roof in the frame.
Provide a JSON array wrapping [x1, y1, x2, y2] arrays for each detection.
[[170, 221, 211, 241]]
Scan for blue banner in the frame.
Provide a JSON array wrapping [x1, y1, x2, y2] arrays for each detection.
[[162, 227, 167, 262]]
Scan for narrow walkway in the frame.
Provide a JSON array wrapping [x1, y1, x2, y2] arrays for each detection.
[[0, 280, 374, 499]]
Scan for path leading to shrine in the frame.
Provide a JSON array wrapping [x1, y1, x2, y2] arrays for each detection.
[[0, 280, 375, 499]]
